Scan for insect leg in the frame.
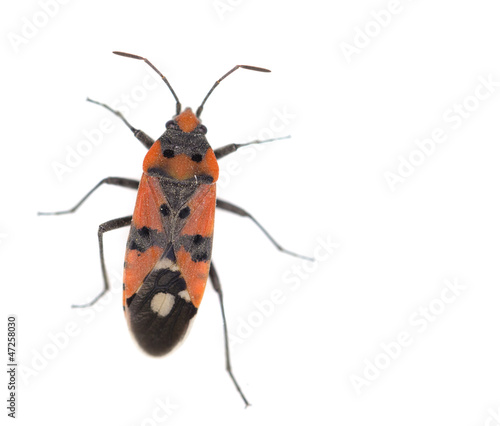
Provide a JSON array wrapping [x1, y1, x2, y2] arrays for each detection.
[[214, 136, 290, 160], [208, 261, 250, 407], [72, 215, 133, 308], [216, 199, 314, 261], [87, 98, 155, 149], [38, 177, 139, 216]]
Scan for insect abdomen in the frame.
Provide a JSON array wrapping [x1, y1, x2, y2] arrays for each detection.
[[126, 253, 198, 356]]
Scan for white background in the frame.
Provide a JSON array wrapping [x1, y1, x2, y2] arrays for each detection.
[[2, 0, 500, 425]]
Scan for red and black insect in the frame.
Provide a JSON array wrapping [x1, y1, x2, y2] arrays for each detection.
[[40, 51, 312, 406]]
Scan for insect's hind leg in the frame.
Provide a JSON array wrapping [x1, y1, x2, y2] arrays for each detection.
[[38, 177, 139, 216], [209, 262, 250, 407], [216, 199, 314, 261], [72, 215, 132, 308], [87, 98, 155, 149]]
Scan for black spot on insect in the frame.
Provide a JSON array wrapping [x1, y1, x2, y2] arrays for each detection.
[[191, 153, 203, 162], [199, 175, 214, 183], [129, 240, 143, 252], [126, 293, 137, 307], [192, 252, 209, 262], [193, 234, 203, 244], [179, 207, 190, 219], [165, 246, 176, 261], [147, 167, 168, 178], [122, 283, 125, 290], [138, 227, 150, 238], [163, 149, 175, 158], [160, 204, 170, 216]]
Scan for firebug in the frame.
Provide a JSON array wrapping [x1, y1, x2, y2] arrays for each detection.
[[40, 51, 313, 406]]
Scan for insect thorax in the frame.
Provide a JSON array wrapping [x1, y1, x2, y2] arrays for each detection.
[[143, 127, 219, 183]]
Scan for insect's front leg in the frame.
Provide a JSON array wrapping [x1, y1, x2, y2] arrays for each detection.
[[214, 135, 290, 160], [87, 98, 155, 149]]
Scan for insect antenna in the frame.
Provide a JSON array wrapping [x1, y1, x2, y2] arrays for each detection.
[[113, 51, 182, 115], [196, 65, 270, 117]]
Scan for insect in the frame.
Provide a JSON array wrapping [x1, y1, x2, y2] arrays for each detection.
[[40, 51, 312, 406]]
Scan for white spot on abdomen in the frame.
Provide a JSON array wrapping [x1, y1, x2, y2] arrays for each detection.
[[178, 290, 191, 302], [155, 258, 180, 271], [150, 292, 175, 317]]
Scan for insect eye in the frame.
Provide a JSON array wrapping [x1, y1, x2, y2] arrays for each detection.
[[199, 124, 207, 134], [165, 120, 176, 129]]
